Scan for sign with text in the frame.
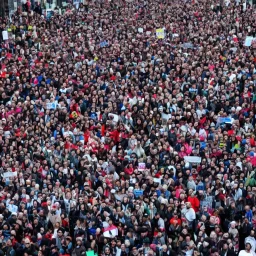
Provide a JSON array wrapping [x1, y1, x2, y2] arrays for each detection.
[[138, 162, 146, 171], [156, 28, 165, 39]]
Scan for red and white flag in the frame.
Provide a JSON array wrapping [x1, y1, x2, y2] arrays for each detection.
[[103, 225, 118, 238]]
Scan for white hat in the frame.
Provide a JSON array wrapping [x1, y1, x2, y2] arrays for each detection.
[[236, 106, 242, 112], [230, 221, 236, 226]]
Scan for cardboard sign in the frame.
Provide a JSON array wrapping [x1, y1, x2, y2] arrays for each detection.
[[2, 31, 8, 40], [134, 189, 144, 197], [156, 28, 165, 39], [138, 28, 143, 33], [138, 162, 146, 171]]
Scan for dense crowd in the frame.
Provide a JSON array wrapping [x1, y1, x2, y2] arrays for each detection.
[[0, 0, 256, 255]]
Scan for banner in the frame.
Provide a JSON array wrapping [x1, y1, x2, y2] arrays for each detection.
[[184, 156, 201, 164], [217, 117, 233, 124], [2, 171, 17, 179]]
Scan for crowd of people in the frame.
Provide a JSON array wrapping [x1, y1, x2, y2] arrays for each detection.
[[0, 0, 256, 255]]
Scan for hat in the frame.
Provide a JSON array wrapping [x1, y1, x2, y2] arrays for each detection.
[[76, 237, 83, 242], [230, 221, 236, 226], [236, 106, 242, 112]]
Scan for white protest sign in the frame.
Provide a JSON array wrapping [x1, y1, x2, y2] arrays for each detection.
[[138, 28, 143, 33], [2, 31, 8, 41], [161, 113, 172, 121], [244, 36, 255, 47], [46, 102, 58, 110], [153, 178, 162, 183], [184, 156, 201, 164]]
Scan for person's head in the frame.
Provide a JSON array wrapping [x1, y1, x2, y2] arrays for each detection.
[[155, 213, 160, 219], [24, 238, 31, 248], [76, 237, 83, 246], [230, 221, 236, 229], [186, 202, 192, 209], [245, 243, 252, 252], [6, 239, 12, 247], [223, 243, 228, 250], [51, 245, 58, 253], [104, 246, 111, 255], [57, 228, 63, 237]]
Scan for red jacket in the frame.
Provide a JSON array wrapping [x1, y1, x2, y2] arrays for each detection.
[[187, 196, 200, 213], [124, 166, 134, 175], [170, 217, 182, 226]]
